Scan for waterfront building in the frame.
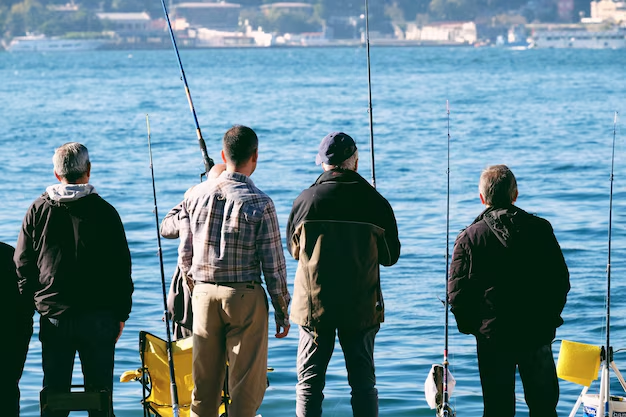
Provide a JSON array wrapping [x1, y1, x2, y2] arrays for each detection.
[[590, 0, 626, 23]]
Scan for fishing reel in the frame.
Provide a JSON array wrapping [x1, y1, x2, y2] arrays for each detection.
[[436, 403, 456, 417]]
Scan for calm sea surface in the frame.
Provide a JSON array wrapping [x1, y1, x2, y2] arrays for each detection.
[[2, 45, 626, 416]]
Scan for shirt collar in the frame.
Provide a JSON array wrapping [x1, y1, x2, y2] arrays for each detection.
[[222, 171, 254, 186]]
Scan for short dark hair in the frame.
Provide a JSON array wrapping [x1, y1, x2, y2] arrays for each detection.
[[223, 125, 258, 167], [479, 164, 518, 206]]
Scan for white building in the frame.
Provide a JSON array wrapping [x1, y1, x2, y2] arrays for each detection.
[[96, 12, 151, 33], [590, 0, 626, 23], [405, 21, 477, 44]]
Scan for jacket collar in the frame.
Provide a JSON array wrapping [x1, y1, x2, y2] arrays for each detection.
[[313, 168, 366, 186], [471, 204, 532, 248], [470, 204, 520, 225]]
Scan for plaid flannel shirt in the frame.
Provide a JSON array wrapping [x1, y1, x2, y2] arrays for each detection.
[[178, 171, 290, 325]]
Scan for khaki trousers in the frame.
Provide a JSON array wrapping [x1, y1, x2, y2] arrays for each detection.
[[191, 282, 269, 417]]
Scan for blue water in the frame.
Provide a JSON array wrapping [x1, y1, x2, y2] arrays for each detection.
[[2, 46, 626, 416]]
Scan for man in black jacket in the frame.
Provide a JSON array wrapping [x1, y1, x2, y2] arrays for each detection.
[[287, 132, 400, 417], [15, 142, 133, 417], [1, 241, 33, 417], [448, 164, 569, 417]]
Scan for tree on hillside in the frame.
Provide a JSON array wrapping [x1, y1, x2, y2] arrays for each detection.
[[0, 0, 27, 7], [573, 0, 591, 19], [40, 9, 103, 35], [261, 8, 321, 34], [392, 0, 430, 21], [5, 0, 47, 35], [429, 0, 480, 21], [0, 5, 7, 36], [315, 0, 360, 20]]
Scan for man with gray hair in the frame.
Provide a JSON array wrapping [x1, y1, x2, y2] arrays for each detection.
[[15, 142, 133, 417], [287, 131, 401, 417], [448, 164, 570, 417]]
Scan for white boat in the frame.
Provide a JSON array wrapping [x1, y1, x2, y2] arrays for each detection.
[[530, 26, 626, 48], [6, 34, 107, 52]]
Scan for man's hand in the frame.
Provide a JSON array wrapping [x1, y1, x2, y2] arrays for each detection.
[[275, 322, 290, 338], [116, 322, 125, 343]]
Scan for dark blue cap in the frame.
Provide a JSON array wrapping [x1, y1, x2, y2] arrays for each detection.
[[315, 132, 357, 165]]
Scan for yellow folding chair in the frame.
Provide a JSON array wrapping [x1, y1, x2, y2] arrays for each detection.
[[120, 331, 227, 417]]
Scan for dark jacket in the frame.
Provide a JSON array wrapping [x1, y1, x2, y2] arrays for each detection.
[[14, 190, 133, 322], [287, 169, 401, 329], [448, 205, 570, 346], [1, 242, 33, 322]]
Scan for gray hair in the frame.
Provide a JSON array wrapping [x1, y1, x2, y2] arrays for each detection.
[[479, 164, 517, 206], [325, 149, 359, 171], [53, 142, 90, 183]]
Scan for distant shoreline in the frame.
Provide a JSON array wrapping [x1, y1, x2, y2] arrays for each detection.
[[1, 38, 475, 52]]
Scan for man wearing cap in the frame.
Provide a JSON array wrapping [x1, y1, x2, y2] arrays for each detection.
[[448, 165, 569, 417], [287, 132, 401, 417]]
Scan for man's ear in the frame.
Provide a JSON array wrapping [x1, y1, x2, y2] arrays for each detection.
[[54, 170, 62, 182], [221, 150, 227, 163], [479, 193, 486, 205], [512, 190, 519, 203], [251, 148, 258, 163]]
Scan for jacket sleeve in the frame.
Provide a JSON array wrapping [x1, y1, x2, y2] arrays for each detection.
[[378, 198, 400, 267], [286, 197, 302, 260], [5, 241, 34, 319], [257, 200, 291, 326], [448, 231, 480, 335], [541, 222, 570, 325], [160, 201, 183, 239], [178, 199, 193, 275], [109, 208, 133, 323], [14, 205, 38, 300]]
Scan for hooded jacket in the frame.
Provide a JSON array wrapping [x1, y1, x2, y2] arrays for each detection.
[[14, 184, 133, 322], [287, 169, 401, 329], [448, 205, 569, 346]]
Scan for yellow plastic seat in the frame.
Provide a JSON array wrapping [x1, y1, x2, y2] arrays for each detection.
[[121, 331, 226, 417]]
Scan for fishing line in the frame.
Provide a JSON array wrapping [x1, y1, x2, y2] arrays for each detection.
[[158, 0, 214, 178], [147, 114, 181, 417]]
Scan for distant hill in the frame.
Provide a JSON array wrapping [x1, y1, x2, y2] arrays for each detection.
[[0, 0, 593, 40]]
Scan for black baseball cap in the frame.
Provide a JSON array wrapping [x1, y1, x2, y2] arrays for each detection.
[[315, 132, 357, 165]]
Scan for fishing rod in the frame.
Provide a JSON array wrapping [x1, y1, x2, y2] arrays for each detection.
[[363, 0, 382, 313], [441, 101, 453, 417], [364, 0, 376, 189], [601, 111, 619, 414], [147, 114, 181, 417], [159, 0, 214, 178]]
